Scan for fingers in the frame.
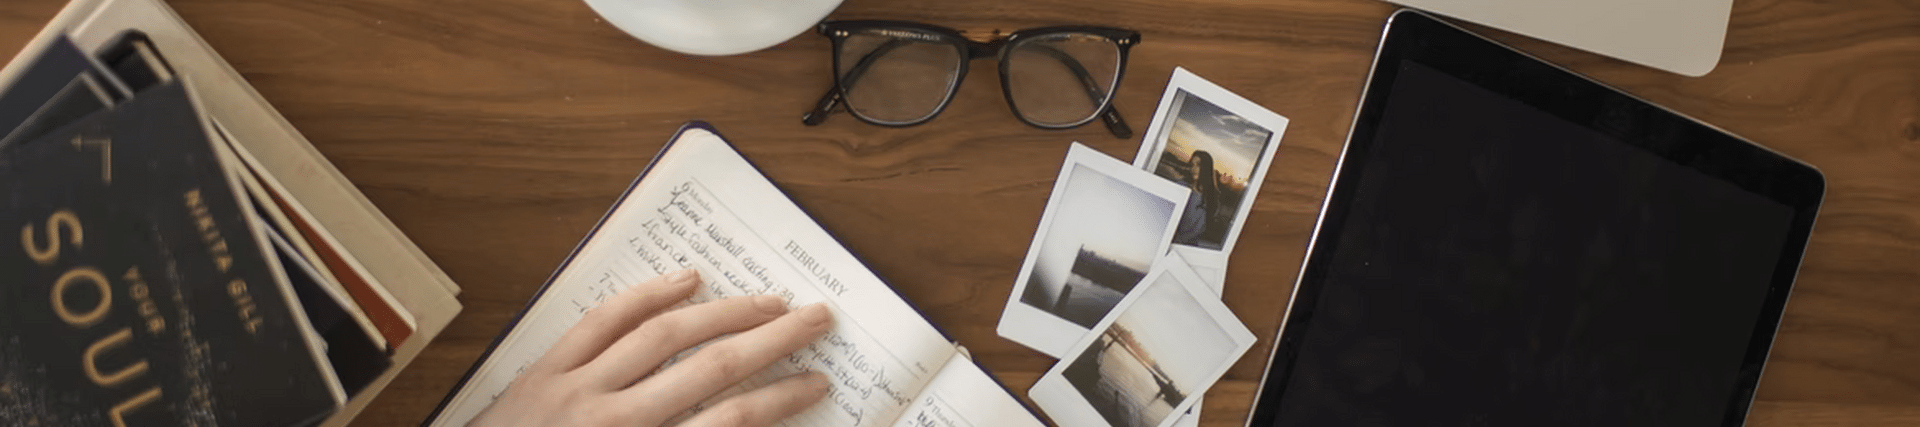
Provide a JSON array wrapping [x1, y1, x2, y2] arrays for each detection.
[[675, 372, 831, 427], [533, 269, 700, 374], [579, 293, 792, 389], [623, 303, 834, 415]]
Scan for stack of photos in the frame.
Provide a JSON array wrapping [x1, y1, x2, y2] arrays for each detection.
[[997, 67, 1285, 426]]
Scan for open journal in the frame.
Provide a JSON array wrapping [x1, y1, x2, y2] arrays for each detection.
[[427, 123, 1044, 427]]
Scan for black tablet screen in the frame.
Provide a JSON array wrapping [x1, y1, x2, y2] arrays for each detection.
[[1264, 61, 1797, 426]]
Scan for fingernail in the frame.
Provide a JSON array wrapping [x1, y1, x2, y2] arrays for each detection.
[[752, 294, 787, 315], [796, 303, 832, 327], [665, 269, 699, 285]]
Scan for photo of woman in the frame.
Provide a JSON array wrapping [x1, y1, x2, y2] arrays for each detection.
[[1174, 150, 1219, 245], [1147, 89, 1274, 250]]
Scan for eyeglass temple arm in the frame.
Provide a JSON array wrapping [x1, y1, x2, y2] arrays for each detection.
[[801, 86, 843, 126], [803, 39, 915, 126], [1024, 43, 1132, 139], [1100, 99, 1132, 139]]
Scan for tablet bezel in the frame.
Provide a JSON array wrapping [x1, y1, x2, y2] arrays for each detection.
[[1244, 9, 1825, 427]]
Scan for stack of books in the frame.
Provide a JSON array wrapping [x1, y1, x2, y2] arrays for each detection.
[[0, 0, 461, 426]]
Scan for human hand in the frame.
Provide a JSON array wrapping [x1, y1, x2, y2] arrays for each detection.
[[468, 269, 834, 427]]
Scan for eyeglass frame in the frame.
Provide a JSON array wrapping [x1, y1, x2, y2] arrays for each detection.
[[801, 20, 1141, 139]]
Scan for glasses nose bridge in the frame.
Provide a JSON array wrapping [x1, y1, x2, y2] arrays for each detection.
[[966, 39, 1004, 60]]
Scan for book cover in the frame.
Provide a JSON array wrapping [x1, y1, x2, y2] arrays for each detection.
[[0, 72, 115, 147], [0, 81, 342, 426], [0, 36, 92, 137]]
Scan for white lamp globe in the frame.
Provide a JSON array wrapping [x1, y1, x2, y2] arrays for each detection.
[[584, 0, 847, 56]]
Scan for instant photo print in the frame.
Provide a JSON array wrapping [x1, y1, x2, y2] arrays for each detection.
[[1132, 67, 1288, 285], [1030, 259, 1256, 427], [999, 143, 1190, 357]]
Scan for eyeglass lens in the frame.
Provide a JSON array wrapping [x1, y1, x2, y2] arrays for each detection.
[[836, 31, 964, 125], [1005, 33, 1121, 127]]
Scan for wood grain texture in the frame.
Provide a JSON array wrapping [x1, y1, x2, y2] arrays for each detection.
[[2, 0, 1915, 425]]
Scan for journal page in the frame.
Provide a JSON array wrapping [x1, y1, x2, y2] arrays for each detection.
[[891, 352, 1046, 427], [431, 127, 958, 427]]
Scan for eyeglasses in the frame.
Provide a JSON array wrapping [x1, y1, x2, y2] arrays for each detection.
[[801, 20, 1141, 138]]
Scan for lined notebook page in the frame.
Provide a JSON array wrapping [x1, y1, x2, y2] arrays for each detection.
[[431, 128, 957, 427], [890, 353, 1048, 427]]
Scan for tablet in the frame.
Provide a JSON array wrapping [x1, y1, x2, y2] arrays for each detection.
[[1245, 10, 1824, 427]]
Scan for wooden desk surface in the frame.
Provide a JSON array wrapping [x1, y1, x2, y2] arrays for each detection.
[[4, 0, 1916, 425]]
